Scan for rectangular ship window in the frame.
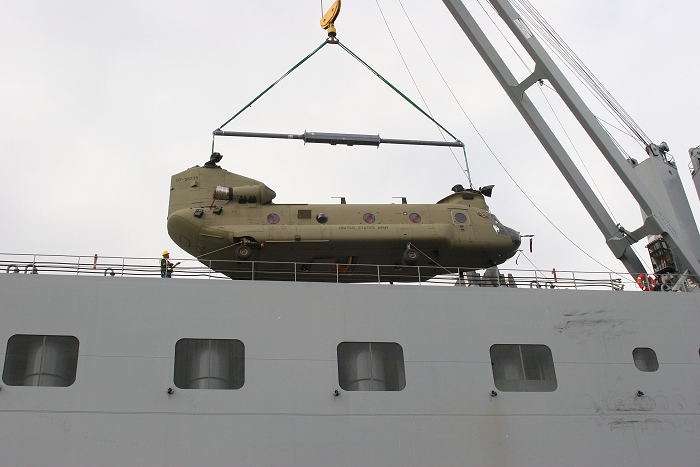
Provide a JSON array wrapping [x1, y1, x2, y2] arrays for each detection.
[[174, 339, 244, 389], [337, 342, 405, 391], [490, 344, 557, 392], [633, 347, 659, 372], [2, 335, 79, 387]]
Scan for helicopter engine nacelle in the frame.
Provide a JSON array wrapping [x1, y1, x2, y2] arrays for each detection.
[[213, 185, 276, 204]]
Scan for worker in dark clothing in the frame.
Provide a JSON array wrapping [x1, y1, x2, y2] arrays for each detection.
[[160, 250, 180, 278]]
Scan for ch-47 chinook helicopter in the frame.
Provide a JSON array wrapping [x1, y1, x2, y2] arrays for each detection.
[[167, 152, 521, 282], [166, 1, 519, 282]]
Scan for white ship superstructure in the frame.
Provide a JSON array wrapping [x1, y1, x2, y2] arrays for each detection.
[[1, 267, 699, 466]]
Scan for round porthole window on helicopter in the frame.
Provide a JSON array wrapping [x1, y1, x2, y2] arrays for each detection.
[[316, 213, 328, 224], [454, 212, 467, 224], [363, 213, 375, 224], [409, 213, 421, 223], [267, 213, 280, 224]]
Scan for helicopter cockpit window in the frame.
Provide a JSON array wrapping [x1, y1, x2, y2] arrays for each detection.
[[452, 211, 469, 225], [409, 213, 421, 223], [363, 213, 375, 224], [477, 211, 499, 224], [267, 213, 280, 224]]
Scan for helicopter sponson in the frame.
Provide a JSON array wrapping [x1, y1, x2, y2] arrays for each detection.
[[167, 163, 520, 282]]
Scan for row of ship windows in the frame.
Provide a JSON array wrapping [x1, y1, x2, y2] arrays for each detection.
[[1, 335, 661, 391]]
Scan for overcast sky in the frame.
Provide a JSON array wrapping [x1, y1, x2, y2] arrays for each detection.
[[1, 0, 698, 278]]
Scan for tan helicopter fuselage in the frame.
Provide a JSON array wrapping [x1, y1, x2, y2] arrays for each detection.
[[167, 165, 520, 279]]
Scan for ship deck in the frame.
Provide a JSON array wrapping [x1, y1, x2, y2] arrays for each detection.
[[1, 252, 678, 291]]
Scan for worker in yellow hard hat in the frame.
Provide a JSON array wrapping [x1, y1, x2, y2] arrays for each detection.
[[160, 250, 180, 278]]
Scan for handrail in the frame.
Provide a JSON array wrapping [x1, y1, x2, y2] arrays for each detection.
[[0, 252, 696, 292]]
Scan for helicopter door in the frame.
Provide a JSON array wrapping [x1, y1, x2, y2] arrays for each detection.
[[450, 209, 474, 242]]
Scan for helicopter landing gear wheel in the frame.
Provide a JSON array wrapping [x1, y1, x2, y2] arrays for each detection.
[[402, 248, 420, 266], [235, 244, 253, 260]]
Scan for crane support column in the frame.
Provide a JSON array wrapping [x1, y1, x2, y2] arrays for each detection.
[[441, 0, 646, 276], [443, 0, 700, 278]]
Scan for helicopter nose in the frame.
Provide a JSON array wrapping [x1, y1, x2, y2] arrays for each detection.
[[504, 226, 521, 252]]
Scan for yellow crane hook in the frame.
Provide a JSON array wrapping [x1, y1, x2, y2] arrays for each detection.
[[320, 0, 341, 38]]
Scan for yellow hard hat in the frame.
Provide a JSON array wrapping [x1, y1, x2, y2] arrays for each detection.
[[162, 250, 170, 256]]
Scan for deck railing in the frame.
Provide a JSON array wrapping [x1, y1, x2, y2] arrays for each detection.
[[1, 252, 696, 292]]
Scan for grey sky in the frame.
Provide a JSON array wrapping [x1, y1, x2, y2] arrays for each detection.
[[1, 0, 698, 276]]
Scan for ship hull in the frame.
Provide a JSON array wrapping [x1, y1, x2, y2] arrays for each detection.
[[1, 274, 699, 466]]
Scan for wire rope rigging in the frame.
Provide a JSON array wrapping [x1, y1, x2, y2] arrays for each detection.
[[509, 0, 652, 148], [212, 0, 472, 186]]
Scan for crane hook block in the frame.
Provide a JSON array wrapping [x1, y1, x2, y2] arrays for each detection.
[[320, 0, 341, 37]]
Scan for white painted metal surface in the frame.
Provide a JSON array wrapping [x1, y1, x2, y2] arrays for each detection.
[[1, 273, 699, 466]]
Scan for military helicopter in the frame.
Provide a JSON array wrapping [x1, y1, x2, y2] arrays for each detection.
[[167, 151, 521, 282], [164, 2, 519, 282]]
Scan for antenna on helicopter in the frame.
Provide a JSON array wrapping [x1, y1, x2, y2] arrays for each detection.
[[320, 0, 341, 38]]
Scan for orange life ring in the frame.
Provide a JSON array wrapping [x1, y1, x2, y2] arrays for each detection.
[[636, 274, 656, 291]]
